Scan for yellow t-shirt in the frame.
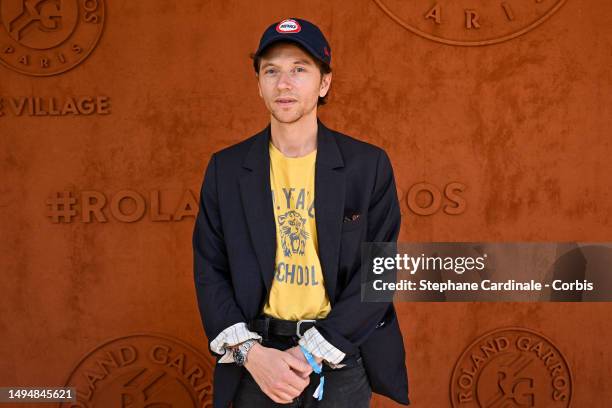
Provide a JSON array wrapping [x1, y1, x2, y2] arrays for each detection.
[[262, 140, 332, 321]]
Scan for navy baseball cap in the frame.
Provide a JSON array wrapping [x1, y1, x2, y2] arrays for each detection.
[[254, 18, 331, 67]]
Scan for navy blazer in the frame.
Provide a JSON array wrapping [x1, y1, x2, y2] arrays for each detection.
[[193, 118, 410, 407]]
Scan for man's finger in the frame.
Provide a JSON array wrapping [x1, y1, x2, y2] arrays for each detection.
[[269, 389, 296, 404], [290, 363, 312, 375], [275, 379, 303, 398], [283, 353, 311, 373], [291, 367, 312, 379], [282, 368, 310, 391]]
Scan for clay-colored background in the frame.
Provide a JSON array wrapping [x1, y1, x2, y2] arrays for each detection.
[[1, 0, 611, 407]]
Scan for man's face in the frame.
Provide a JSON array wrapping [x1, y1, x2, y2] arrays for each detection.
[[256, 42, 331, 124]]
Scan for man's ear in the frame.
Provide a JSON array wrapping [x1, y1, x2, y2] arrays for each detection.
[[320, 72, 332, 98], [256, 74, 263, 99]]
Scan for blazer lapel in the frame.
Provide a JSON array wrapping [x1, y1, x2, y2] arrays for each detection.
[[314, 118, 345, 306], [239, 124, 277, 295], [239, 118, 345, 306]]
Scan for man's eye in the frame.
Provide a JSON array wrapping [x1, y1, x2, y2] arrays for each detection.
[[265, 69, 276, 74], [295, 67, 306, 72]]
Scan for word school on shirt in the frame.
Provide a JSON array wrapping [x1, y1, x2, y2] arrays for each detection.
[[274, 262, 320, 286]]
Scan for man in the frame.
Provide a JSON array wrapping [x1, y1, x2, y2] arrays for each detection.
[[193, 17, 410, 407]]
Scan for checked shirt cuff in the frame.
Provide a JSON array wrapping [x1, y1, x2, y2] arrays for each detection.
[[210, 322, 263, 364], [298, 326, 347, 369]]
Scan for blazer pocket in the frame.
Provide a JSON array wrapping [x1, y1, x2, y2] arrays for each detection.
[[341, 214, 365, 233]]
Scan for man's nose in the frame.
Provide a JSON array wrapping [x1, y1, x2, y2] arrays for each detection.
[[276, 71, 293, 90]]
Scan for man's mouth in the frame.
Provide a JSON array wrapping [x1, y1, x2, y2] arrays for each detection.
[[275, 98, 297, 105]]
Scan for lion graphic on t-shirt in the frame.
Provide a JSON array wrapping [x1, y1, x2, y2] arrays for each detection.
[[278, 210, 310, 257]]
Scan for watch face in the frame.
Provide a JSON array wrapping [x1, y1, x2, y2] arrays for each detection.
[[233, 348, 245, 365]]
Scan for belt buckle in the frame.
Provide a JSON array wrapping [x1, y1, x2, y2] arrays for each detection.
[[296, 319, 316, 338]]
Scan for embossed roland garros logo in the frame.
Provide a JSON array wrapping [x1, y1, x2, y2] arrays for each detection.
[[450, 327, 572, 408], [373, 0, 567, 46], [59, 333, 214, 408], [0, 0, 105, 76]]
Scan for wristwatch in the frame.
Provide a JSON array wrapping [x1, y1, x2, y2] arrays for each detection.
[[232, 339, 257, 366]]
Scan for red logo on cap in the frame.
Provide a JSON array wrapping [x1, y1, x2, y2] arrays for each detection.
[[276, 19, 301, 33], [324, 46, 330, 57]]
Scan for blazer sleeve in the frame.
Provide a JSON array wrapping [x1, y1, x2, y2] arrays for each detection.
[[313, 148, 401, 356], [193, 153, 249, 356]]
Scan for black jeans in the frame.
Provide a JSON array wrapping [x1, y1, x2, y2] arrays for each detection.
[[232, 333, 372, 408]]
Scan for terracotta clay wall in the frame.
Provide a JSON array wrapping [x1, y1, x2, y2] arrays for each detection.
[[1, 1, 610, 407]]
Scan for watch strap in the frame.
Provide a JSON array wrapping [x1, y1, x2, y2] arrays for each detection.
[[232, 339, 256, 366]]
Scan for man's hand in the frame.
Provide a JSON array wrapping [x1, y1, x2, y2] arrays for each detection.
[[244, 343, 311, 404], [284, 346, 323, 378]]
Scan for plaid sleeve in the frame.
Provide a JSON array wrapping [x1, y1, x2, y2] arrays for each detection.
[[298, 326, 347, 369], [209, 322, 262, 363]]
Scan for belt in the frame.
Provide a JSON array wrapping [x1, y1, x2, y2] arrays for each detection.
[[248, 316, 317, 339], [248, 315, 364, 369]]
